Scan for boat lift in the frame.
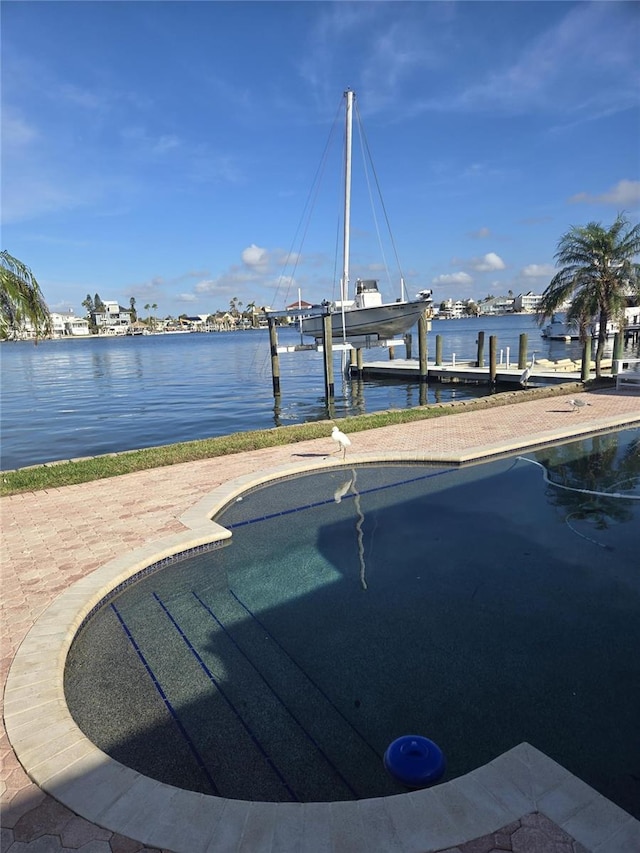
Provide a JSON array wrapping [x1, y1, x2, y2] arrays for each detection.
[[265, 311, 431, 405]]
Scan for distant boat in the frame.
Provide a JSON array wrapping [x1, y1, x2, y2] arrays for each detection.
[[301, 90, 433, 341], [541, 317, 618, 341]]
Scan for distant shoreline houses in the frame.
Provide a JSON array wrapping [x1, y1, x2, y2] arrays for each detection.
[[11, 292, 545, 340], [9, 290, 570, 341], [16, 301, 279, 340], [436, 291, 543, 319]]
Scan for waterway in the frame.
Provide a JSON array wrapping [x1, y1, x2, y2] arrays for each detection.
[[1, 315, 632, 470]]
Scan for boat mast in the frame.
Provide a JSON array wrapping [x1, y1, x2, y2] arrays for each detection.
[[341, 89, 354, 306]]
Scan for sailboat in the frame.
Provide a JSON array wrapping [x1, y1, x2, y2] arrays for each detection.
[[301, 90, 433, 340]]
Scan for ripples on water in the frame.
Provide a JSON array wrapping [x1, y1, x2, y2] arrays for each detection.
[[0, 316, 630, 470]]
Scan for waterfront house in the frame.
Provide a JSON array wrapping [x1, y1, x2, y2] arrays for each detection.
[[92, 301, 132, 334], [50, 312, 91, 337], [512, 292, 543, 313]]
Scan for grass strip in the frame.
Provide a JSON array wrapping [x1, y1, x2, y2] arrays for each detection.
[[1, 382, 588, 496]]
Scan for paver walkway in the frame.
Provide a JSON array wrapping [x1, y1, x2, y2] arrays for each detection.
[[2, 385, 639, 852]]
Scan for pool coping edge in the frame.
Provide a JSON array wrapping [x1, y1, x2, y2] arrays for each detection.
[[6, 433, 640, 852]]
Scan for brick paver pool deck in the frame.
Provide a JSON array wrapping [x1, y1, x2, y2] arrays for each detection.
[[2, 384, 640, 852]]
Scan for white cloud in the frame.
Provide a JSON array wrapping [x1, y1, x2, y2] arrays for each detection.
[[241, 244, 269, 270], [432, 272, 473, 285], [469, 227, 491, 239], [1, 110, 37, 151], [471, 253, 505, 272], [152, 135, 180, 155], [186, 246, 299, 308], [1, 173, 90, 224], [569, 179, 640, 207], [301, 4, 447, 116], [120, 126, 182, 157], [521, 263, 555, 278], [450, 3, 639, 118]]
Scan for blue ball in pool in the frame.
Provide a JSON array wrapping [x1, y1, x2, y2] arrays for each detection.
[[384, 735, 446, 788]]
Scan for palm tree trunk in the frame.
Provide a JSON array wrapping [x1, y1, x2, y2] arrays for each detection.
[[595, 309, 608, 378]]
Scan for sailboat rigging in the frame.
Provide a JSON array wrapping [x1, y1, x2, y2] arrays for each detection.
[[301, 89, 433, 340]]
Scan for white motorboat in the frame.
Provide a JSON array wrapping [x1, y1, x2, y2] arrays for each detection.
[[541, 316, 618, 341], [301, 90, 432, 340]]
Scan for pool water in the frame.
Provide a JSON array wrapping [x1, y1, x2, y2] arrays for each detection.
[[64, 428, 640, 813]]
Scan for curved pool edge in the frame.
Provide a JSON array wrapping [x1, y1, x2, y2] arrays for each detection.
[[6, 449, 640, 852]]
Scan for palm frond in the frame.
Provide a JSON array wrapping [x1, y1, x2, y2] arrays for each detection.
[[0, 250, 51, 341]]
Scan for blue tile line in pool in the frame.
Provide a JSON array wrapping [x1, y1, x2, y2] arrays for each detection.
[[191, 590, 361, 797], [223, 450, 640, 532], [224, 466, 462, 529], [108, 586, 385, 803], [226, 588, 382, 763], [111, 602, 222, 796], [152, 591, 299, 801]]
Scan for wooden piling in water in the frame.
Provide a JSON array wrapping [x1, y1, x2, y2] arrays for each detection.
[[490, 335, 497, 383], [518, 334, 528, 370], [476, 331, 485, 368], [322, 314, 334, 400], [268, 316, 281, 396], [418, 312, 428, 382], [435, 334, 443, 366], [404, 333, 413, 359]]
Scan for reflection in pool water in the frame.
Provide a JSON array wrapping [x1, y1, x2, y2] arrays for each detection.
[[65, 428, 640, 813]]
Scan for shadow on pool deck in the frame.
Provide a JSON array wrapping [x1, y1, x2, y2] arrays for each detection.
[[2, 386, 640, 852]]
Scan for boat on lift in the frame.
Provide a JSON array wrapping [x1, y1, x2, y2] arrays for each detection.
[[541, 315, 618, 341], [301, 90, 433, 340]]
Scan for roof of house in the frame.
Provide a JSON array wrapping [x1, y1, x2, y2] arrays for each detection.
[[286, 300, 314, 310]]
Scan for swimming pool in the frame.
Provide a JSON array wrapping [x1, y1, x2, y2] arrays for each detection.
[[64, 427, 640, 815]]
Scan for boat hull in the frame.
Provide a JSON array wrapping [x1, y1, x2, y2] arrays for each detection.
[[541, 320, 617, 341], [301, 301, 426, 339]]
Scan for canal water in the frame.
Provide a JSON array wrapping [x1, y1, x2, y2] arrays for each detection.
[[0, 315, 629, 470]]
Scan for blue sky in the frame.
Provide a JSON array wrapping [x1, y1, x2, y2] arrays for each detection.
[[2, 1, 639, 317]]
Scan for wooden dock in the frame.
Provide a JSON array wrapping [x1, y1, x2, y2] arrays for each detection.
[[348, 357, 604, 386], [270, 317, 619, 394]]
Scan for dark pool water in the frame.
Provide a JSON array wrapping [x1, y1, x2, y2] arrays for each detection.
[[65, 427, 640, 813]]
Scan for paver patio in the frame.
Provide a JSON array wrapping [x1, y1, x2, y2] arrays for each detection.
[[2, 385, 639, 852]]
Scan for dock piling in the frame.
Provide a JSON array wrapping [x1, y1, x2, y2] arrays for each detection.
[[476, 331, 485, 368], [418, 312, 428, 382], [404, 333, 413, 359], [435, 334, 443, 366], [518, 334, 528, 370], [268, 316, 281, 396], [322, 314, 334, 401], [489, 335, 497, 384]]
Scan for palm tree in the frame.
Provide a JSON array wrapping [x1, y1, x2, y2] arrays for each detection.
[[0, 251, 51, 341], [538, 214, 640, 377]]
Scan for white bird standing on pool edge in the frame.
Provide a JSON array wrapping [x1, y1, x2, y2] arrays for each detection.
[[330, 425, 351, 459]]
